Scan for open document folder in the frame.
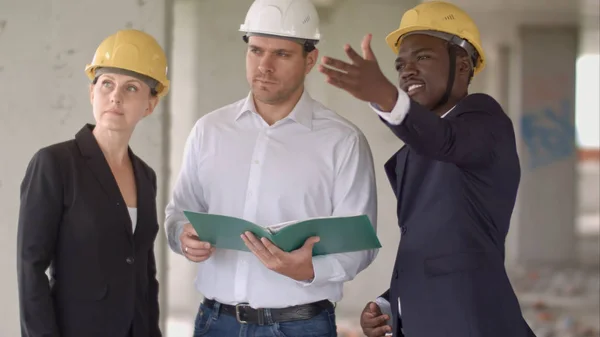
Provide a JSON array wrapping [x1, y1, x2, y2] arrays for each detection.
[[183, 211, 382, 256]]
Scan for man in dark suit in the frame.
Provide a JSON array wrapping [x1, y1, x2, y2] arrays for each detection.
[[318, 1, 536, 336]]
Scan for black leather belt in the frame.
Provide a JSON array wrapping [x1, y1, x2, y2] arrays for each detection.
[[202, 298, 333, 325]]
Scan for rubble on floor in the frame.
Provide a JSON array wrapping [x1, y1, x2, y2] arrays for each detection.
[[510, 265, 600, 337], [335, 264, 600, 337]]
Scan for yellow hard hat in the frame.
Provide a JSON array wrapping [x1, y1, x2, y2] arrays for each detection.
[[385, 1, 486, 75], [85, 29, 170, 97]]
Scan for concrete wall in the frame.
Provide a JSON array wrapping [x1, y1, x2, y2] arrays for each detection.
[[166, 0, 251, 318], [0, 0, 171, 335], [511, 26, 579, 265], [307, 0, 419, 317]]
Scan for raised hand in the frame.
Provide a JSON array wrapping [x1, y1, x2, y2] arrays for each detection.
[[319, 33, 398, 111]]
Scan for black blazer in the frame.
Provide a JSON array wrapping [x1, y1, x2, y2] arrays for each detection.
[[17, 124, 161, 337], [379, 94, 536, 337]]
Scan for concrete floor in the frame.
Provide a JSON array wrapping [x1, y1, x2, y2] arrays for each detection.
[[515, 234, 600, 337]]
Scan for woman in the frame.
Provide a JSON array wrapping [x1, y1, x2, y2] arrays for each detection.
[[16, 29, 169, 337]]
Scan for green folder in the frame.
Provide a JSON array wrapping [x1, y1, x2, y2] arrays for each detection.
[[183, 211, 382, 256]]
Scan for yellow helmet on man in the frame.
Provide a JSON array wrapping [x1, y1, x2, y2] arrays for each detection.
[[385, 1, 486, 75], [85, 29, 170, 97]]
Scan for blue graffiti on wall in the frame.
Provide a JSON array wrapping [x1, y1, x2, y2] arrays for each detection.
[[521, 99, 576, 169]]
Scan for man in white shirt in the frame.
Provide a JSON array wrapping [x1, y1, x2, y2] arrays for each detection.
[[164, 1, 378, 336]]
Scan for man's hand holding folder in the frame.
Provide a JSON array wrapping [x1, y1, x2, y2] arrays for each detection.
[[180, 223, 216, 262], [241, 231, 320, 282]]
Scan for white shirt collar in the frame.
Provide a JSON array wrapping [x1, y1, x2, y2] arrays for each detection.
[[236, 89, 314, 130], [441, 105, 456, 118]]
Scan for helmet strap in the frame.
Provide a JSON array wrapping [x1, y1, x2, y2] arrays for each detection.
[[431, 45, 456, 112]]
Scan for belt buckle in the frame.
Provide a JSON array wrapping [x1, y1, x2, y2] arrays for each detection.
[[235, 303, 250, 324]]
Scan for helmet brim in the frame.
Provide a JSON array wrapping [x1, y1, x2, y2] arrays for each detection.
[[385, 27, 486, 75]]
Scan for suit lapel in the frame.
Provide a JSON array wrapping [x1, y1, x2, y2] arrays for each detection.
[[387, 145, 409, 210], [75, 124, 133, 240], [384, 153, 399, 189], [84, 154, 124, 204], [131, 153, 151, 242], [395, 147, 410, 222]]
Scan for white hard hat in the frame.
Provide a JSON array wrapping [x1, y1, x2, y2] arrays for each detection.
[[239, 0, 321, 42]]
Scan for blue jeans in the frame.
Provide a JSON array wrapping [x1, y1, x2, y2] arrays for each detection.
[[193, 301, 337, 337]]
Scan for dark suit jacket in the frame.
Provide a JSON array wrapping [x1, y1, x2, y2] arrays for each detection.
[[17, 124, 162, 337], [379, 94, 536, 337]]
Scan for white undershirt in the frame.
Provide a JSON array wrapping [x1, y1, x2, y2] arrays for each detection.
[[127, 207, 138, 233]]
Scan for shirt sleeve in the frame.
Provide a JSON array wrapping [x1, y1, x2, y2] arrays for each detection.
[[375, 296, 393, 326], [380, 93, 506, 168], [297, 130, 378, 287], [369, 87, 411, 126], [164, 120, 208, 255]]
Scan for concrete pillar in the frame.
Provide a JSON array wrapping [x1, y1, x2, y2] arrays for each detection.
[[0, 0, 172, 335], [496, 44, 511, 112], [576, 14, 600, 150], [167, 0, 253, 320], [482, 43, 511, 112], [305, 0, 422, 318], [506, 25, 579, 266], [467, 40, 490, 96]]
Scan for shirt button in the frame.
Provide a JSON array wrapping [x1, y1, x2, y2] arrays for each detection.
[[401, 226, 407, 235], [126, 257, 135, 265]]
